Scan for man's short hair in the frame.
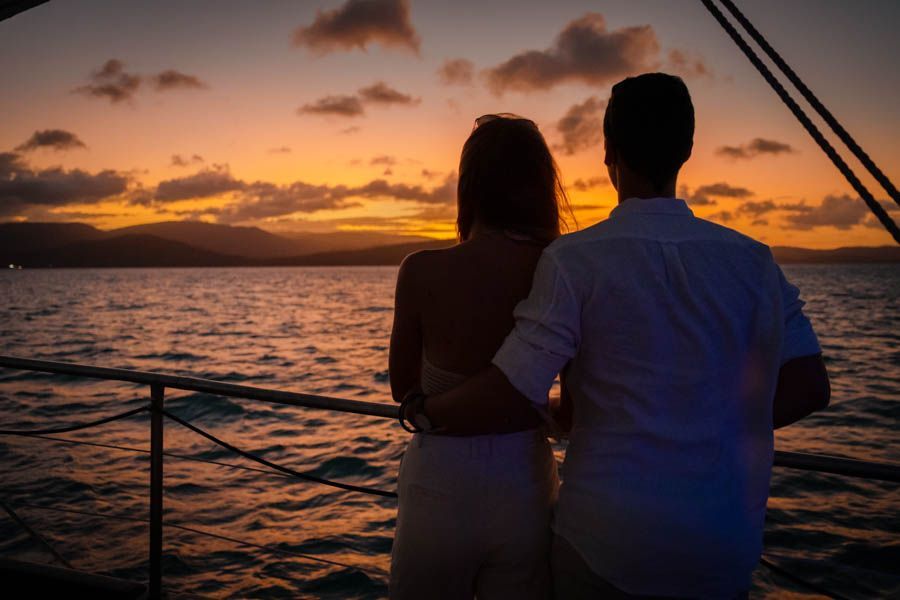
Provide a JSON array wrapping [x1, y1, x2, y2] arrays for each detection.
[[603, 73, 694, 191]]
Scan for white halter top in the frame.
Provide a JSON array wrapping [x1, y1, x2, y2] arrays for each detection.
[[421, 355, 469, 395]]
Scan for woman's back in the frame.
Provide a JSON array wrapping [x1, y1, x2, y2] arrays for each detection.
[[409, 233, 544, 375]]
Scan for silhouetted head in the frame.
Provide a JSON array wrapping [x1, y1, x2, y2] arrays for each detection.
[[603, 73, 694, 194], [457, 113, 569, 243]]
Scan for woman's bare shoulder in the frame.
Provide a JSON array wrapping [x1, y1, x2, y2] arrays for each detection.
[[401, 238, 542, 286], [400, 244, 461, 271]]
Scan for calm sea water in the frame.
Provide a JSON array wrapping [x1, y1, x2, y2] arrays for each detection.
[[0, 265, 897, 599]]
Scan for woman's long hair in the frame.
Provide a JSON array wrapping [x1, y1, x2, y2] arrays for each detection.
[[457, 115, 571, 244]]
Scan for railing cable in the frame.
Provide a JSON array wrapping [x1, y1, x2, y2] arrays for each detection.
[[717, 0, 900, 209], [698, 0, 900, 244], [16, 433, 354, 484], [2, 500, 387, 579], [162, 410, 398, 499], [0, 406, 149, 436], [0, 500, 73, 568]]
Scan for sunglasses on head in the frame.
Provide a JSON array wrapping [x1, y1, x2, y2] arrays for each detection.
[[473, 113, 538, 131]]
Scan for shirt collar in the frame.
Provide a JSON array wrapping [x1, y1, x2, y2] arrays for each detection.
[[609, 197, 694, 218]]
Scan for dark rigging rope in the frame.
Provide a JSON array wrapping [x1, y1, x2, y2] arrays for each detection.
[[0, 406, 148, 436], [698, 0, 900, 244], [162, 409, 398, 499], [717, 0, 900, 209]]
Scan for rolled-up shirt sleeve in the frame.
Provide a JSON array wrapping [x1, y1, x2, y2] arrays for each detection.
[[777, 265, 821, 364], [493, 250, 581, 406]]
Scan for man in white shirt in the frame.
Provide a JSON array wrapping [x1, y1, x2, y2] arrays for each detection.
[[407, 73, 829, 598]]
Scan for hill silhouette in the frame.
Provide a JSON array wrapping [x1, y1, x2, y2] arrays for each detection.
[[1, 221, 434, 266], [110, 221, 303, 258], [110, 221, 429, 258], [2, 221, 898, 268], [17, 234, 248, 268], [0, 222, 106, 255]]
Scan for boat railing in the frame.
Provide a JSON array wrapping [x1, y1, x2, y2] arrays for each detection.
[[0, 354, 898, 600]]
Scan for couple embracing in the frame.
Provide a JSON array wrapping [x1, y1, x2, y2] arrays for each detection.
[[387, 73, 829, 599]]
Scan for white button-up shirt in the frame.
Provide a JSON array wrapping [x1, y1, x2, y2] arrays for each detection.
[[493, 197, 820, 598]]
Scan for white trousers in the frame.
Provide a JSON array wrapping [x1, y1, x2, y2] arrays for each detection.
[[390, 429, 559, 600]]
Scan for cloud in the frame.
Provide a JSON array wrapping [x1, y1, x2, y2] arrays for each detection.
[[74, 60, 208, 103], [298, 94, 365, 117], [292, 0, 420, 54], [555, 96, 607, 155], [147, 165, 457, 224], [571, 176, 609, 191], [717, 138, 795, 160], [340, 126, 361, 134], [0, 152, 129, 217], [863, 200, 900, 228], [438, 58, 474, 85], [0, 152, 27, 176], [299, 81, 418, 118], [358, 81, 419, 105], [126, 188, 156, 207], [304, 213, 441, 233], [572, 203, 610, 211], [15, 129, 87, 152], [212, 181, 362, 222], [370, 155, 397, 166], [680, 182, 754, 206], [268, 146, 292, 154], [778, 201, 813, 213], [707, 210, 734, 223], [735, 199, 777, 216], [666, 49, 713, 79], [46, 210, 123, 220], [411, 204, 458, 221], [484, 13, 659, 95], [154, 166, 245, 202], [151, 69, 208, 91], [782, 194, 871, 230], [292, 199, 461, 234], [73, 59, 142, 104], [696, 194, 892, 230], [171, 154, 204, 167], [348, 174, 456, 205], [214, 173, 456, 223]]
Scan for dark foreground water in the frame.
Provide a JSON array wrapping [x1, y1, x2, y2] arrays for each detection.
[[0, 265, 897, 599]]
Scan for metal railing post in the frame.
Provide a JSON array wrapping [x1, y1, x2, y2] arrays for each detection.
[[149, 384, 164, 600]]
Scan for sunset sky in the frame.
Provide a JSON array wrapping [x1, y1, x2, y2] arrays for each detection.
[[1, 0, 899, 248]]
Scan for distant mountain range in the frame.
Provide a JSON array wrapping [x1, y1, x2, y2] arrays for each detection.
[[0, 221, 452, 268], [1, 221, 898, 268]]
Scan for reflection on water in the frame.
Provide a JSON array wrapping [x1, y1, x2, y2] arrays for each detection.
[[0, 265, 897, 598]]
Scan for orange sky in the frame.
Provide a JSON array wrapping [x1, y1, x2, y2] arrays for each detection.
[[1, 0, 898, 248]]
